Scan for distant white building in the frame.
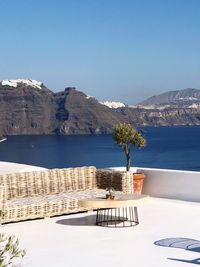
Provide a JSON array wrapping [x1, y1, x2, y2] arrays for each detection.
[[100, 101, 126, 109]]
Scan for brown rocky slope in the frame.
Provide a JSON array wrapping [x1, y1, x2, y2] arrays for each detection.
[[0, 80, 128, 137]]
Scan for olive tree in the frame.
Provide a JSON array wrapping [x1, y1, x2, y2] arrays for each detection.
[[113, 123, 146, 171]]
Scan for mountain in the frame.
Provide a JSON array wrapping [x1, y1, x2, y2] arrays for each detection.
[[0, 79, 57, 137], [2, 81, 200, 137], [0, 79, 128, 137], [106, 88, 200, 127], [54, 88, 128, 134], [138, 88, 200, 108], [120, 106, 200, 126]]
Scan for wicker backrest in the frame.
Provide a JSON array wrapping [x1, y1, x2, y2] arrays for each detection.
[[96, 169, 133, 194], [0, 166, 97, 200]]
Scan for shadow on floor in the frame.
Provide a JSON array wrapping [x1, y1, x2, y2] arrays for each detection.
[[56, 214, 129, 227], [168, 257, 200, 265], [56, 214, 97, 226], [154, 238, 200, 265], [154, 238, 200, 252]]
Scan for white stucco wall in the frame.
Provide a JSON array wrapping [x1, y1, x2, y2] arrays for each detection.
[[0, 161, 47, 175], [138, 167, 200, 202], [111, 166, 200, 202]]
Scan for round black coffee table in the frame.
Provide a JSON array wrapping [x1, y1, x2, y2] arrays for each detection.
[[79, 194, 148, 227]]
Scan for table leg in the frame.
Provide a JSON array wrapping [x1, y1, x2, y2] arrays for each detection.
[[95, 206, 139, 227]]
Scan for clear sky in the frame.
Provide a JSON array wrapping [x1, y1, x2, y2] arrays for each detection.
[[0, 0, 200, 104]]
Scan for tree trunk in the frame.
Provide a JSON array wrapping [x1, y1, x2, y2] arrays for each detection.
[[124, 144, 131, 171]]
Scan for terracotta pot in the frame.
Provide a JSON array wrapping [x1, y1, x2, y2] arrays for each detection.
[[133, 173, 145, 194]]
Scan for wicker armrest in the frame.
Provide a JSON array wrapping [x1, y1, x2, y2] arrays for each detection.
[[0, 185, 6, 204], [0, 185, 6, 219], [96, 169, 133, 194]]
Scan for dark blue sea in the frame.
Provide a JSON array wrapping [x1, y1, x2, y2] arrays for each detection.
[[0, 126, 200, 171]]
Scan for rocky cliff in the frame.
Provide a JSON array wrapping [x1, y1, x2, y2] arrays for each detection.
[[0, 80, 57, 137], [116, 106, 200, 126], [112, 88, 200, 126], [55, 88, 128, 134], [138, 88, 200, 108], [0, 80, 128, 137], [1, 81, 200, 138]]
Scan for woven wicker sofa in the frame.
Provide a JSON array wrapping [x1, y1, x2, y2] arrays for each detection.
[[0, 166, 133, 224]]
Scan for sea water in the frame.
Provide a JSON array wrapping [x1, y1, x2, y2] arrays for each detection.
[[0, 126, 200, 171]]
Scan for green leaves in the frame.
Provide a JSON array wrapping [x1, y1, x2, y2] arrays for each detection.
[[0, 234, 25, 267], [113, 123, 146, 148], [112, 123, 146, 171]]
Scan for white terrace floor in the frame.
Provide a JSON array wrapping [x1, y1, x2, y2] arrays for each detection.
[[2, 197, 200, 267]]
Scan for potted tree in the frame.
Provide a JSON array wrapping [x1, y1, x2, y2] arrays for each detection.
[[113, 123, 146, 194]]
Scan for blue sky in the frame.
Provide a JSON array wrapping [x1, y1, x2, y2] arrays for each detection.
[[0, 0, 200, 104]]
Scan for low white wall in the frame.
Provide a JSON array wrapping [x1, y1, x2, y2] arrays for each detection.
[[111, 166, 200, 202], [138, 167, 200, 202], [0, 161, 47, 175]]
